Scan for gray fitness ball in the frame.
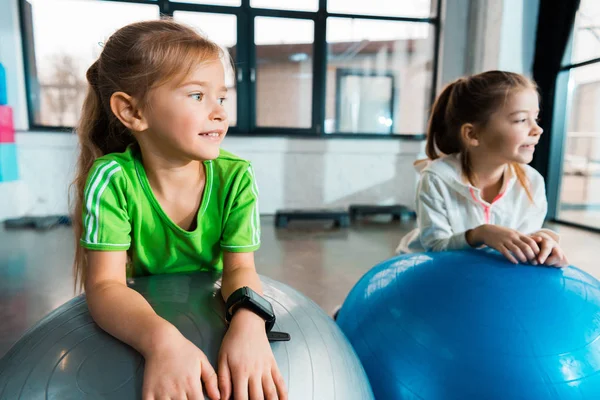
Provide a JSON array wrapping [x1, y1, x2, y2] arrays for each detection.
[[0, 272, 373, 399]]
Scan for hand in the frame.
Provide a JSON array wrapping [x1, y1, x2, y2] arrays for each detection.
[[467, 224, 540, 264], [530, 233, 569, 268], [142, 329, 220, 400], [218, 309, 287, 400]]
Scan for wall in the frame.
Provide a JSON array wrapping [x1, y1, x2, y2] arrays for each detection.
[[0, 0, 29, 221], [15, 132, 423, 216], [0, 0, 541, 220]]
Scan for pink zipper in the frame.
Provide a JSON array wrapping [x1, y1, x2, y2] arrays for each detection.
[[469, 187, 506, 224]]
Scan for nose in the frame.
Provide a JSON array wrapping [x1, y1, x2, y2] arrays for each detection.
[[531, 121, 543, 136], [209, 99, 227, 122]]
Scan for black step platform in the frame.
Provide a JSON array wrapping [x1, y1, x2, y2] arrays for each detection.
[[348, 204, 415, 221], [4, 215, 72, 230], [274, 208, 350, 228]]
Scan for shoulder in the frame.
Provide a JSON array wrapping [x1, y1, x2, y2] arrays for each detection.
[[212, 148, 254, 178], [521, 164, 544, 183], [91, 146, 136, 172], [419, 154, 462, 189], [518, 164, 545, 193], [85, 148, 136, 190], [215, 149, 251, 166], [422, 154, 462, 180]]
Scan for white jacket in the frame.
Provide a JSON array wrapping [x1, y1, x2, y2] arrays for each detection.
[[396, 154, 556, 254]]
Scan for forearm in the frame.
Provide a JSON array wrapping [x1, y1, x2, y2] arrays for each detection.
[[220, 251, 268, 328], [466, 225, 486, 248], [221, 265, 263, 301], [86, 280, 180, 357]]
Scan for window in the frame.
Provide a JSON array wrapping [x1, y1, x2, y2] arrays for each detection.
[[327, 0, 436, 18], [19, 0, 440, 137], [555, 63, 600, 229], [255, 17, 314, 128], [177, 0, 241, 6], [550, 0, 600, 230], [21, 0, 159, 127], [570, 0, 600, 65], [251, 0, 318, 12], [326, 18, 435, 135]]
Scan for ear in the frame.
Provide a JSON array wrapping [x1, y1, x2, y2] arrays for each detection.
[[460, 123, 479, 148], [109, 92, 148, 132]]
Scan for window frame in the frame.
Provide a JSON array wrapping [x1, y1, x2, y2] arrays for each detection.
[[544, 14, 600, 232], [18, 0, 441, 139]]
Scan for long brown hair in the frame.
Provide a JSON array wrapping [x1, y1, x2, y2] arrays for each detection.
[[425, 70, 538, 202], [71, 20, 223, 292]]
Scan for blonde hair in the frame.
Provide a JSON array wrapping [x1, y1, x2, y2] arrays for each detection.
[[72, 19, 223, 292], [426, 70, 537, 201]]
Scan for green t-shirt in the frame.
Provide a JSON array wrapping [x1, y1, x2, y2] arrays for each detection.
[[80, 145, 261, 276]]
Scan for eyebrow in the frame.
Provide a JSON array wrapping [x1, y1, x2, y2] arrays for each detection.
[[508, 109, 539, 116], [180, 81, 228, 92]]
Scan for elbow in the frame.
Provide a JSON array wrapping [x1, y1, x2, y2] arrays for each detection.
[[85, 279, 126, 308], [422, 238, 449, 253]]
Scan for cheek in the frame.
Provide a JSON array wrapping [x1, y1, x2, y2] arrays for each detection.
[[487, 128, 524, 151], [154, 99, 202, 131]]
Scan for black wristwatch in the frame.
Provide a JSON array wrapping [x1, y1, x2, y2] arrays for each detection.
[[225, 286, 276, 333]]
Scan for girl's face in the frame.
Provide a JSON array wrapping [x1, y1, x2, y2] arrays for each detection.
[[140, 59, 229, 162], [471, 88, 543, 165]]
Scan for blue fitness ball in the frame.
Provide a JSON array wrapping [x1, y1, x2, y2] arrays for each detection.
[[337, 249, 600, 399]]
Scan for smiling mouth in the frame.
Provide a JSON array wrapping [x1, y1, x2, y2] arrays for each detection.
[[199, 132, 221, 137]]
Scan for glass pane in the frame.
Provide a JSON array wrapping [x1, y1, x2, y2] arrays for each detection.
[[173, 12, 238, 126], [175, 0, 241, 6], [570, 0, 600, 64], [326, 18, 435, 135], [255, 17, 314, 128], [558, 63, 600, 228], [24, 0, 159, 127], [328, 0, 435, 18], [250, 0, 318, 12]]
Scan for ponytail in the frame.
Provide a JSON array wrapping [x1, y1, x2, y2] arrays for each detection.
[[71, 61, 135, 293], [426, 80, 460, 160]]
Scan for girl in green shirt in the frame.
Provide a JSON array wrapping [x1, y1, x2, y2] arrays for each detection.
[[72, 19, 286, 400]]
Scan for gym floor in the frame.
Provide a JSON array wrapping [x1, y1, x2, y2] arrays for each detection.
[[1, 216, 600, 358]]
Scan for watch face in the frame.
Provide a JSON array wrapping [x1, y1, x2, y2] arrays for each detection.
[[248, 289, 274, 315]]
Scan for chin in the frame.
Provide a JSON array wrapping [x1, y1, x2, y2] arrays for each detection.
[[196, 148, 221, 161], [512, 154, 534, 164]]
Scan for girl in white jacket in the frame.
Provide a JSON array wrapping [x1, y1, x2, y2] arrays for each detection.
[[397, 71, 568, 267]]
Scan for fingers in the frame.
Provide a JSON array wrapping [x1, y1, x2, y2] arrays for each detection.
[[521, 235, 541, 256], [187, 374, 205, 400], [546, 248, 569, 268], [506, 242, 527, 263], [233, 374, 249, 400], [262, 373, 278, 400], [249, 375, 264, 400], [142, 391, 154, 400], [142, 382, 153, 400], [515, 237, 537, 263], [537, 239, 554, 265], [201, 356, 220, 400], [218, 357, 232, 400], [272, 364, 288, 400], [499, 245, 518, 264]]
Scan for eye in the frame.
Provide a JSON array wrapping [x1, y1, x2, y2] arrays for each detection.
[[190, 93, 204, 101], [218, 97, 227, 106]]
